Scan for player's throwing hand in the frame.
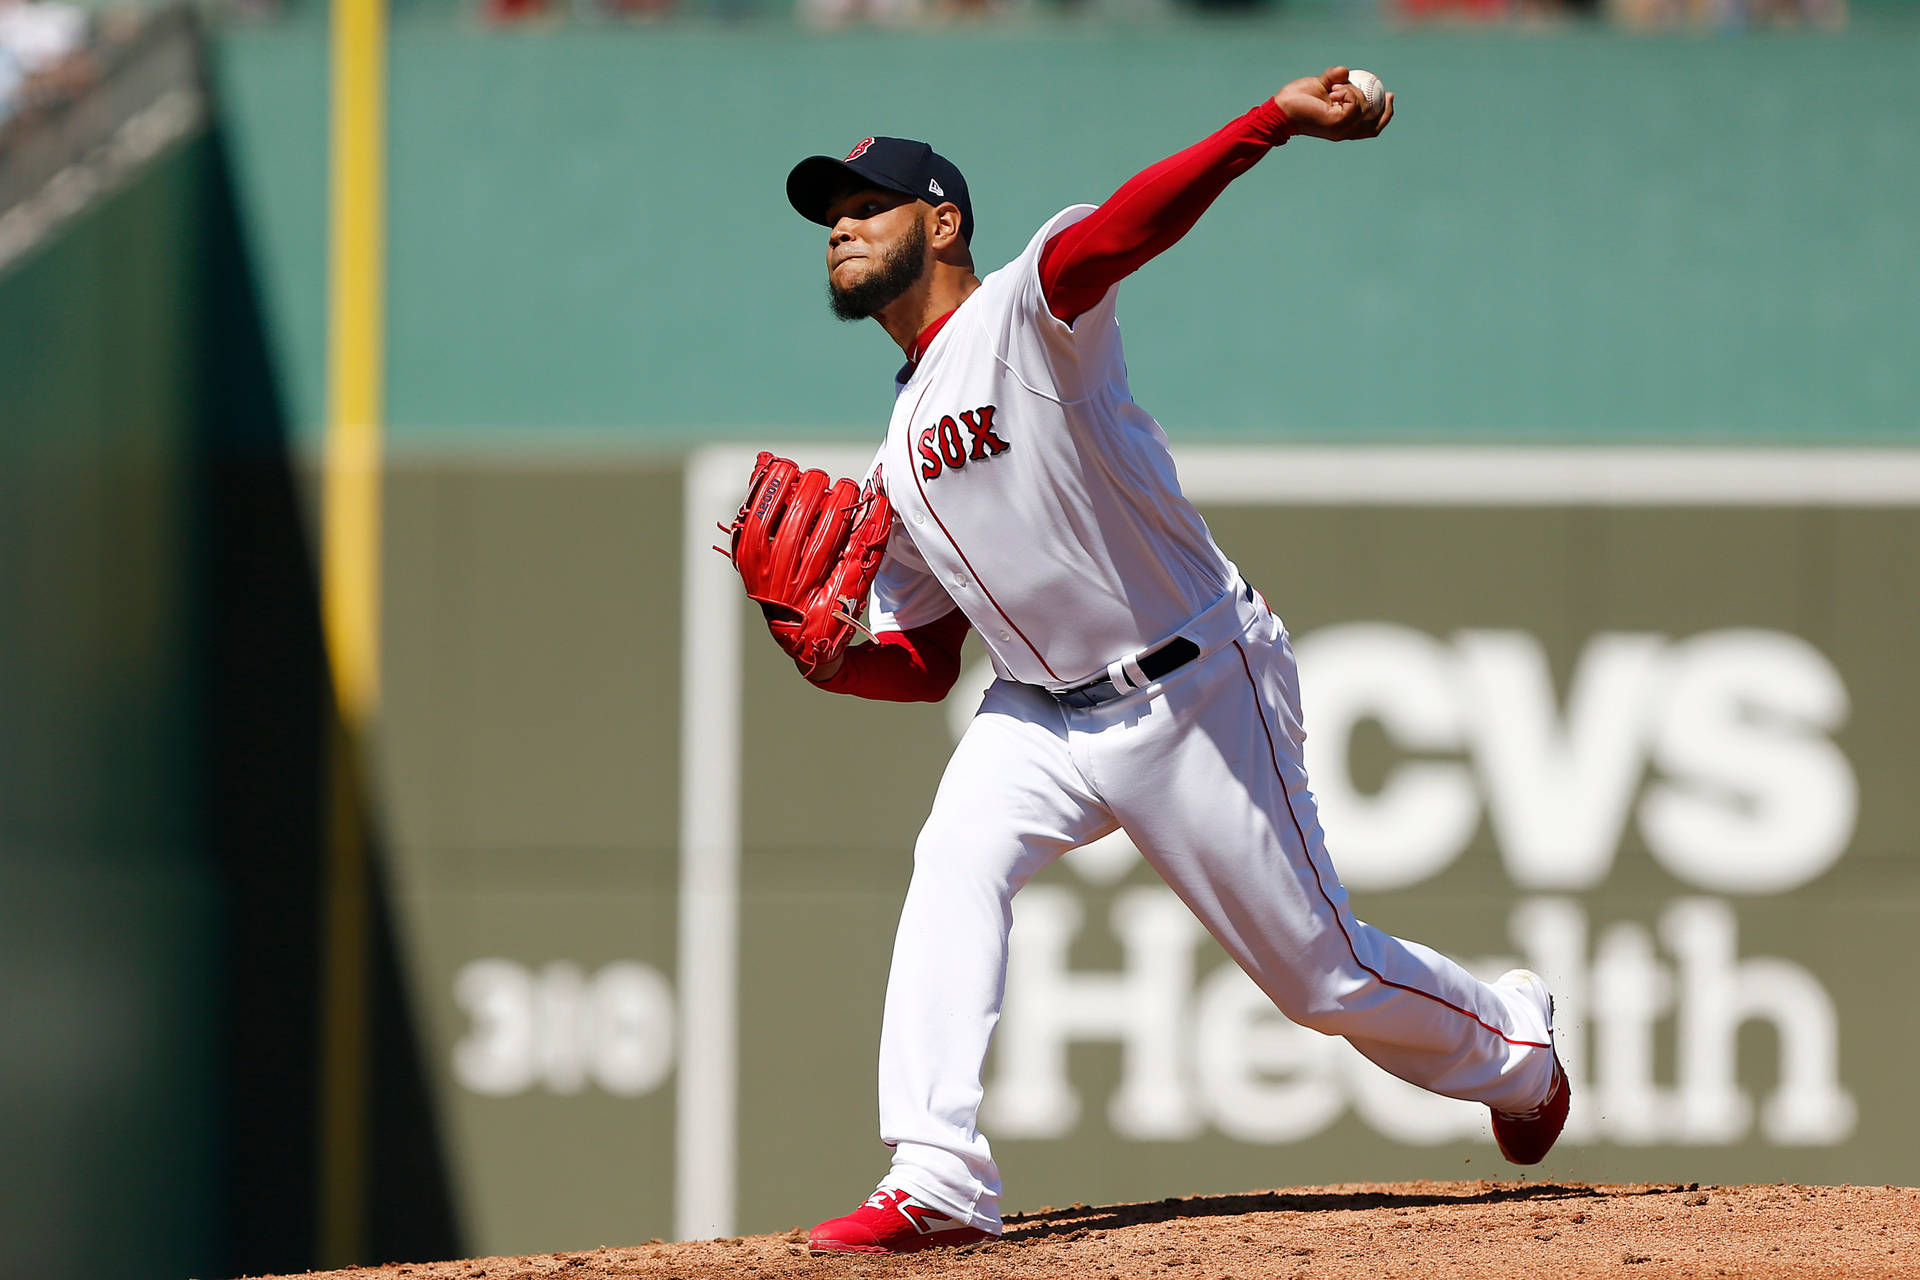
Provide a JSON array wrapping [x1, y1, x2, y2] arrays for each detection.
[[1274, 65, 1394, 141]]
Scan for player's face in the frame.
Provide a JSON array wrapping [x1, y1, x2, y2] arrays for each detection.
[[823, 187, 929, 321]]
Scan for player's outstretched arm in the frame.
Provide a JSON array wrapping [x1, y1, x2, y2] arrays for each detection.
[[1038, 101, 1285, 324], [1273, 66, 1394, 142], [1038, 68, 1390, 324]]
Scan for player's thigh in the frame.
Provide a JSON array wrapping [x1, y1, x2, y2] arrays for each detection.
[[1099, 623, 1361, 1014], [916, 679, 1117, 894], [1102, 611, 1321, 844]]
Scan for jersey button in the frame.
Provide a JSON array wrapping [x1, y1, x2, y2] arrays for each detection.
[[911, 510, 925, 525], [997, 629, 1011, 642], [952, 572, 969, 588]]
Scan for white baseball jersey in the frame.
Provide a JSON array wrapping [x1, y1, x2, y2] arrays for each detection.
[[866, 205, 1241, 688]]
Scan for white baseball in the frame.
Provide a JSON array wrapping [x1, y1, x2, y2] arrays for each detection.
[[1347, 68, 1386, 111]]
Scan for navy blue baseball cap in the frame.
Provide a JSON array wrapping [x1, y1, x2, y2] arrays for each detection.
[[787, 136, 974, 245]]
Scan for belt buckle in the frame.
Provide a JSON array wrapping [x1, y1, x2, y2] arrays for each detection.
[[1053, 680, 1108, 709], [1052, 634, 1190, 709]]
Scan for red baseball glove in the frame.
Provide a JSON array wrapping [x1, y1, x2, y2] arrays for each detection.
[[721, 452, 893, 678]]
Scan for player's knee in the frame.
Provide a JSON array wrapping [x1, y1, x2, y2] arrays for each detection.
[[911, 817, 965, 867], [1282, 962, 1390, 1036], [911, 821, 1055, 906], [1289, 1000, 1365, 1037], [911, 825, 1005, 890]]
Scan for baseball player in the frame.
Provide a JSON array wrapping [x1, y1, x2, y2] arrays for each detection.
[[772, 68, 1569, 1255]]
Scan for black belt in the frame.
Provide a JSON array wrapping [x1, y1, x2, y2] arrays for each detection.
[[1048, 637, 1201, 709]]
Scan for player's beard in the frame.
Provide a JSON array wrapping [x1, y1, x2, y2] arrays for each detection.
[[827, 219, 928, 322]]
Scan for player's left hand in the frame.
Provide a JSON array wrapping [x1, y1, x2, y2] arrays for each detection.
[[1273, 66, 1393, 142], [721, 452, 894, 680]]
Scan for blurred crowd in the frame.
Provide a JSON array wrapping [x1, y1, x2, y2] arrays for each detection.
[[478, 0, 1286, 22], [1396, 0, 1843, 22], [1604, 0, 1845, 24], [475, 0, 1847, 27], [0, 0, 166, 145], [0, 0, 1858, 77], [0, 0, 93, 133]]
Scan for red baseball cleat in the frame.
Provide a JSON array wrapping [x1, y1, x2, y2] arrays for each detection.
[[1489, 969, 1571, 1166], [1492, 1053, 1570, 1164], [808, 1186, 998, 1255]]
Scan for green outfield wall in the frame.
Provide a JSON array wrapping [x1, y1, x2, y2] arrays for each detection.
[[1, 18, 457, 1276], [210, 14, 1920, 450], [0, 122, 223, 1280]]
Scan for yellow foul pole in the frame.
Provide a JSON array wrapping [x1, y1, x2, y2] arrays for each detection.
[[320, 0, 386, 1264]]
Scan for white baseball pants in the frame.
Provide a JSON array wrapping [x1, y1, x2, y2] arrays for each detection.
[[875, 591, 1557, 1232]]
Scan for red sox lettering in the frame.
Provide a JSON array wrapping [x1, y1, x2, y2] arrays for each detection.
[[917, 405, 1010, 480]]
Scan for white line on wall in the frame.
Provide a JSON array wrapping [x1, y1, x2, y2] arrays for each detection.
[[677, 445, 870, 1241], [1174, 447, 1920, 506]]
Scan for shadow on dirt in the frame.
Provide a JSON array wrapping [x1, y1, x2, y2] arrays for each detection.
[[1002, 1182, 1685, 1242]]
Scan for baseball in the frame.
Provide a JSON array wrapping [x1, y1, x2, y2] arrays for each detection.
[[1347, 68, 1386, 111]]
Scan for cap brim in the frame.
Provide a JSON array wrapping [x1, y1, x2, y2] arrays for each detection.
[[786, 156, 919, 228]]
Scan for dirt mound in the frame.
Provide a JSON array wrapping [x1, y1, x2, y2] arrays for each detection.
[[256, 1182, 1920, 1280]]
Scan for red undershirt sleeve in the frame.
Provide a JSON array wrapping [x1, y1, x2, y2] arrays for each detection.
[[1038, 99, 1291, 325], [808, 608, 973, 702]]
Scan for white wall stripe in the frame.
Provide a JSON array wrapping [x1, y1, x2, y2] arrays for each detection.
[[1174, 447, 1920, 506], [675, 449, 760, 1241]]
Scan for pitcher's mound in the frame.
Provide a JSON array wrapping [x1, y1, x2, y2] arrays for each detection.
[[259, 1181, 1920, 1280]]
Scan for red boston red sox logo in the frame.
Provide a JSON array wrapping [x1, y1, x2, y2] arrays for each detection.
[[918, 404, 1009, 481], [845, 137, 875, 161]]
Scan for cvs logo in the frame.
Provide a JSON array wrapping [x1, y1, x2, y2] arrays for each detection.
[[1292, 625, 1856, 894]]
